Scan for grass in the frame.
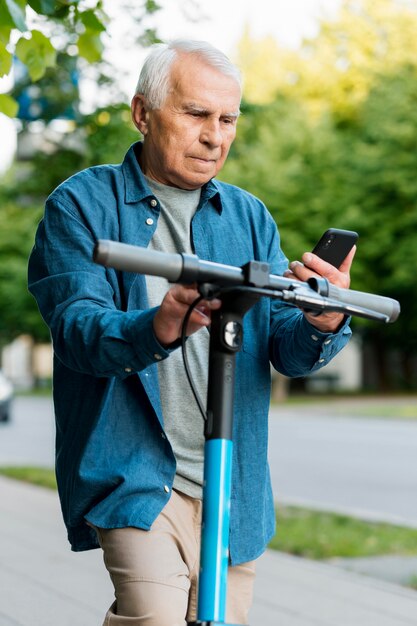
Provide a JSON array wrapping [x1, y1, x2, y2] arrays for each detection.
[[3, 466, 417, 564], [408, 576, 417, 590], [0, 466, 57, 490], [16, 385, 52, 397], [273, 395, 417, 420], [269, 505, 417, 560], [14, 388, 417, 418], [345, 404, 417, 419]]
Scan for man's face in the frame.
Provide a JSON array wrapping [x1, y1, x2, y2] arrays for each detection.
[[131, 54, 241, 190]]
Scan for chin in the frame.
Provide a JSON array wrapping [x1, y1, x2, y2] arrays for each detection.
[[179, 173, 215, 190]]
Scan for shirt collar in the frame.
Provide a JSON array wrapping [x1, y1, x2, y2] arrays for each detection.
[[122, 142, 154, 204], [200, 178, 223, 214], [122, 141, 224, 214]]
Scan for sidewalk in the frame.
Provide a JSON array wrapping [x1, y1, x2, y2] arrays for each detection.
[[2, 475, 417, 626]]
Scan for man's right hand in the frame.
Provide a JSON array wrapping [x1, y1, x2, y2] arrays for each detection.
[[153, 284, 222, 347]]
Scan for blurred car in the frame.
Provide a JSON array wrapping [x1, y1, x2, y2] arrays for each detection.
[[0, 371, 13, 423]]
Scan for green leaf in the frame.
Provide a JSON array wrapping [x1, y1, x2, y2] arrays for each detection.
[[0, 22, 13, 46], [0, 25, 12, 46], [0, 93, 19, 117], [15, 30, 57, 81], [0, 41, 12, 76], [145, 0, 161, 13], [80, 9, 106, 33], [4, 0, 27, 32], [0, 1, 15, 39], [27, 0, 42, 12], [31, 29, 56, 64], [138, 28, 162, 46], [27, 0, 57, 15], [77, 30, 103, 63]]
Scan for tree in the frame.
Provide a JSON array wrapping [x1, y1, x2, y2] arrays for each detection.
[[234, 26, 296, 105], [0, 202, 48, 344], [0, 0, 102, 116], [221, 96, 361, 266], [0, 0, 161, 343], [224, 0, 417, 389], [0, 0, 161, 116], [236, 0, 417, 118], [0, 100, 140, 343], [340, 65, 417, 387]]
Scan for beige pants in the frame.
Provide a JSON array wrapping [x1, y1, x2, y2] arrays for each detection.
[[93, 489, 255, 625]]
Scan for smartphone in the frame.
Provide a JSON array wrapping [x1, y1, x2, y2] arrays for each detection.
[[311, 228, 358, 268]]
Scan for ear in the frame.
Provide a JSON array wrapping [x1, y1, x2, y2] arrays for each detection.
[[131, 95, 149, 136]]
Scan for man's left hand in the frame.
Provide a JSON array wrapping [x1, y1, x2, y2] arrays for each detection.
[[284, 246, 356, 333]]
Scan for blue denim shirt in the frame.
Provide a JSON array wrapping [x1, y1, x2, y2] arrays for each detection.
[[28, 142, 351, 563]]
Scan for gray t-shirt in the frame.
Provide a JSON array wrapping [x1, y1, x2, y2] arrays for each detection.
[[145, 176, 208, 499]]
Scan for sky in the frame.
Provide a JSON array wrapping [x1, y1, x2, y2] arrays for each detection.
[[155, 0, 338, 53], [105, 0, 339, 98], [0, 0, 340, 172]]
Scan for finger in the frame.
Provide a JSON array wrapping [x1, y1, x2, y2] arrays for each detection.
[[189, 308, 211, 325], [338, 245, 356, 274], [301, 252, 352, 289], [201, 298, 222, 311], [288, 259, 321, 282], [171, 285, 222, 312], [171, 284, 200, 305], [301, 253, 341, 281], [283, 269, 299, 281], [193, 298, 222, 321]]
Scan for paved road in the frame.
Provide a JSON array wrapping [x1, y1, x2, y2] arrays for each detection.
[[2, 395, 417, 527], [2, 475, 417, 626], [3, 396, 417, 625], [268, 402, 417, 527], [0, 396, 55, 467]]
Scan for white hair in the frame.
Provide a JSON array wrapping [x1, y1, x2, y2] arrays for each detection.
[[135, 39, 242, 109]]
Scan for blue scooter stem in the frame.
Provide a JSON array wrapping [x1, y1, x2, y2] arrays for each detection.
[[194, 299, 255, 626], [197, 439, 233, 622]]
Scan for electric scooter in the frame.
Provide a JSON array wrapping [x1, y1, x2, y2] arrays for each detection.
[[94, 240, 400, 626]]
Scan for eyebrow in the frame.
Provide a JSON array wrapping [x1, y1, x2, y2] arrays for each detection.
[[182, 103, 241, 118]]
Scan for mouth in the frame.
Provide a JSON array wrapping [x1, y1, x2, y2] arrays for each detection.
[[189, 156, 217, 163]]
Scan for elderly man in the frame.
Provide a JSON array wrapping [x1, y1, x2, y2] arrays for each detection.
[[28, 40, 353, 625]]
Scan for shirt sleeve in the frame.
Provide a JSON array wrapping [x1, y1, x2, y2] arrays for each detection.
[[28, 195, 173, 379], [264, 213, 352, 377], [269, 302, 352, 377]]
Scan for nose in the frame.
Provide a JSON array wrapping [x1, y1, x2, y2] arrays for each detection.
[[200, 118, 222, 148]]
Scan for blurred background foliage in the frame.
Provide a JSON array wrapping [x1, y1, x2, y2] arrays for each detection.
[[222, 0, 417, 388], [0, 0, 416, 389]]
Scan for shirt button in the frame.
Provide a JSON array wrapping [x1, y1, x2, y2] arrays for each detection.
[[154, 353, 163, 360], [311, 334, 319, 342], [324, 339, 332, 345], [150, 198, 158, 207], [318, 358, 325, 363], [146, 217, 154, 225], [164, 485, 170, 493], [124, 367, 132, 373]]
